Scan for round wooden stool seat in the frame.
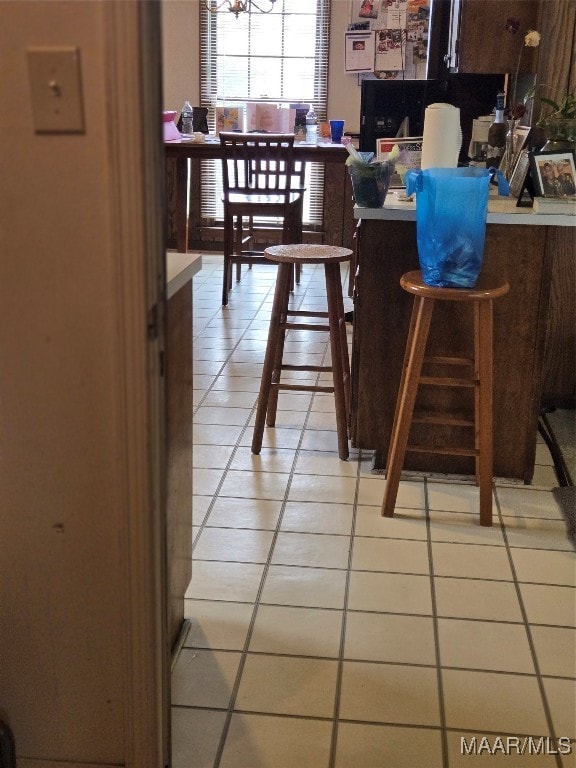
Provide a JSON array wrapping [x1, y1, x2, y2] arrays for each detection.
[[252, 244, 353, 460], [400, 270, 510, 302], [265, 243, 353, 265], [382, 269, 510, 526]]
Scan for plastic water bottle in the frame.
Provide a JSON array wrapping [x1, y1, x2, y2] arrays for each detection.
[[181, 101, 193, 135], [305, 106, 318, 145]]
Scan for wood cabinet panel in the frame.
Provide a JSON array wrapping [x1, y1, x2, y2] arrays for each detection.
[[455, 0, 539, 74], [350, 218, 553, 481]]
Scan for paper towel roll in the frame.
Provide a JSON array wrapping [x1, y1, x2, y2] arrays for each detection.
[[421, 103, 462, 169]]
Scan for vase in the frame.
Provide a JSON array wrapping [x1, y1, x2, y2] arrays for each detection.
[[503, 118, 519, 180]]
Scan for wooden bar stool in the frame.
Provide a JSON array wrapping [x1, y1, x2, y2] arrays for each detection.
[[382, 270, 509, 526], [251, 244, 353, 460]]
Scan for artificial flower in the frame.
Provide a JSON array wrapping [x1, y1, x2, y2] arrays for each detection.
[[509, 25, 541, 120]]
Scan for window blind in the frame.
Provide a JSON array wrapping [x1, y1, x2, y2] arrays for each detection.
[[200, 0, 330, 227]]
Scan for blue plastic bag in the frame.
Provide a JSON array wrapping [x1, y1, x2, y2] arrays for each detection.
[[405, 167, 509, 288]]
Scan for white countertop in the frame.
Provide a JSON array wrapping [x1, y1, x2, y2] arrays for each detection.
[[355, 191, 576, 227], [166, 251, 202, 299]]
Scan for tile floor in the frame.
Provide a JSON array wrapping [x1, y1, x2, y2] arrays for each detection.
[[171, 253, 576, 768]]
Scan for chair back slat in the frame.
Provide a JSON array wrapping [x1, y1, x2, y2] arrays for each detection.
[[220, 132, 298, 197]]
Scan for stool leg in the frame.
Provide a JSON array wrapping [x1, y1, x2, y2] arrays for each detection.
[[266, 265, 291, 428], [382, 296, 434, 517], [222, 212, 234, 306], [334, 263, 351, 419], [325, 262, 349, 461], [476, 300, 494, 526], [252, 263, 292, 454]]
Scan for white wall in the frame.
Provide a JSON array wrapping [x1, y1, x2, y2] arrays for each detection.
[[161, 0, 362, 132]]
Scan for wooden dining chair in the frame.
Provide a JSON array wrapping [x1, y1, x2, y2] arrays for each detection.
[[219, 132, 306, 306]]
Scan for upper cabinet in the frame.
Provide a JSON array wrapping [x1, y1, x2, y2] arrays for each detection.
[[445, 0, 540, 74]]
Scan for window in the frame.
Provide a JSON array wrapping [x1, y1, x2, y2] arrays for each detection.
[[200, 0, 330, 226]]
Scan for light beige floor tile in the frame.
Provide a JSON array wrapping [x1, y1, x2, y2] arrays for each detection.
[[339, 661, 441, 726], [335, 722, 443, 768], [194, 405, 251, 427], [280, 501, 353, 535], [495, 486, 563, 520], [248, 408, 308, 430], [229, 446, 297, 474], [427, 481, 484, 513], [260, 565, 347, 609], [184, 600, 254, 651], [446, 731, 560, 767], [194, 360, 226, 376], [531, 463, 558, 488], [271, 531, 350, 569], [520, 583, 576, 627], [288, 473, 357, 505], [202, 390, 257, 409], [249, 604, 342, 657], [186, 560, 265, 603], [193, 444, 235, 469], [345, 612, 436, 665], [300, 429, 346, 452], [192, 467, 226, 496], [171, 648, 241, 708], [431, 543, 513, 581], [293, 450, 358, 477], [212, 376, 263, 393], [542, 677, 576, 738], [511, 547, 576, 586], [503, 515, 574, 551], [219, 713, 332, 768], [442, 669, 548, 734], [531, 625, 576, 678], [171, 707, 227, 768], [354, 504, 427, 539], [235, 654, 338, 718], [429, 510, 505, 545], [438, 618, 535, 673], [193, 494, 212, 525], [193, 423, 243, 446], [219, 468, 290, 501], [434, 577, 524, 622], [351, 536, 430, 574], [347, 570, 433, 615], [239, 425, 302, 450], [357, 476, 425, 509], [306, 411, 341, 431], [193, 526, 274, 563], [207, 497, 283, 530]]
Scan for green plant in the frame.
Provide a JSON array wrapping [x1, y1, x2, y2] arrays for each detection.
[[525, 85, 576, 125]]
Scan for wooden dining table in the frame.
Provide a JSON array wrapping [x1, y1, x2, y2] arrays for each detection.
[[164, 137, 351, 252]]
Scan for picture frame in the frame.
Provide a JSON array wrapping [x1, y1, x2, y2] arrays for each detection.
[[500, 125, 531, 177], [508, 148, 532, 205], [529, 149, 576, 198], [376, 136, 423, 187]]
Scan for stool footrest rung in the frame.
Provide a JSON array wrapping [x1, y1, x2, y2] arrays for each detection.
[[424, 355, 474, 367], [412, 413, 475, 427], [286, 310, 329, 319], [271, 383, 334, 394], [284, 322, 330, 333], [406, 444, 479, 457], [281, 364, 332, 373], [419, 375, 477, 388]]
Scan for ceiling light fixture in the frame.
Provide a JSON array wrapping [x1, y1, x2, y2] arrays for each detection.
[[203, 0, 276, 17]]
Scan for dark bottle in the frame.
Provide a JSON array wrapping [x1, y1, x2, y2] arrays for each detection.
[[486, 92, 506, 168]]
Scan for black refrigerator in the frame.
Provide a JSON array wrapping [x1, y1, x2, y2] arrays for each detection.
[[359, 74, 505, 164]]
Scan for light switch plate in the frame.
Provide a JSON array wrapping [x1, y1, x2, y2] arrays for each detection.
[[27, 46, 85, 134]]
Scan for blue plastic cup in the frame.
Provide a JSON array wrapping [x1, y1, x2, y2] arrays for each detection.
[[329, 119, 345, 143]]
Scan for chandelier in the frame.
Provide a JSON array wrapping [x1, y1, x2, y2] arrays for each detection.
[[203, 0, 276, 16]]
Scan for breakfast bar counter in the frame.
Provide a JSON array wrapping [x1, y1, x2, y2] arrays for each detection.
[[350, 194, 575, 482]]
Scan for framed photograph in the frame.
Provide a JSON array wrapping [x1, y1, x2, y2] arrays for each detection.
[[376, 136, 423, 187], [508, 148, 532, 203], [529, 150, 576, 198], [500, 125, 531, 177]]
